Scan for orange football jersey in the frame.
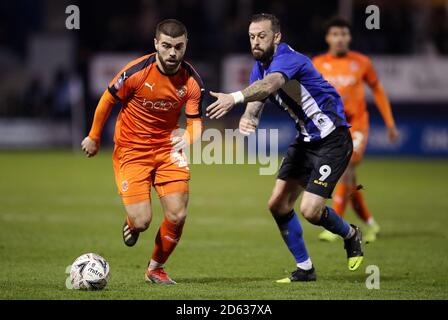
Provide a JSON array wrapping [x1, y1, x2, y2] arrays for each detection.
[[107, 53, 204, 147], [312, 51, 378, 120]]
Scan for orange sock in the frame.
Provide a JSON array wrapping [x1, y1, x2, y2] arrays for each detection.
[[351, 189, 372, 223], [151, 218, 185, 266], [332, 183, 349, 217]]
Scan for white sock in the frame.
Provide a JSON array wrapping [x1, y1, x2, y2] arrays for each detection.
[[297, 258, 313, 271], [366, 218, 375, 226], [148, 259, 164, 270]]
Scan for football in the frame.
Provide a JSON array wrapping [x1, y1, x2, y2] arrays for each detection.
[[69, 253, 110, 290]]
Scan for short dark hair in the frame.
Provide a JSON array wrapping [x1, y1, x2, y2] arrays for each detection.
[[155, 19, 188, 39], [324, 17, 351, 34], [250, 13, 281, 33]]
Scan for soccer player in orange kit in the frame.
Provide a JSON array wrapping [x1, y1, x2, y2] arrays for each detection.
[[81, 19, 204, 284], [313, 18, 398, 243]]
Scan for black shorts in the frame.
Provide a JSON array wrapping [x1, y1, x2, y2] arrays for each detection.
[[277, 126, 353, 198]]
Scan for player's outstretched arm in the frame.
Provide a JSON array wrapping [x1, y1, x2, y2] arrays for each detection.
[[81, 90, 116, 157], [206, 73, 285, 119], [239, 101, 264, 135]]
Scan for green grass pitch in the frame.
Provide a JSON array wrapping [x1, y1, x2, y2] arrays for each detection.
[[1, 150, 447, 299]]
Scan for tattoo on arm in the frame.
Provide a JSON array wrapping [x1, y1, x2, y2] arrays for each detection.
[[241, 73, 286, 102], [241, 80, 272, 102], [243, 101, 264, 122]]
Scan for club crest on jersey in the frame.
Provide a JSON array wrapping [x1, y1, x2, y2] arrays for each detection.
[[176, 86, 187, 98], [121, 180, 129, 192]]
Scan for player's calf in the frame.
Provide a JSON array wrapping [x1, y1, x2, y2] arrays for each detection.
[[299, 191, 332, 224], [300, 192, 352, 238], [123, 200, 153, 247]]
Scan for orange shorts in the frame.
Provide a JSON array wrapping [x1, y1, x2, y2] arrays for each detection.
[[112, 144, 190, 205], [347, 112, 369, 164]]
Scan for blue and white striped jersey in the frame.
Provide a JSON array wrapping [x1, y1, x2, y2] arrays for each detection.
[[249, 42, 349, 142]]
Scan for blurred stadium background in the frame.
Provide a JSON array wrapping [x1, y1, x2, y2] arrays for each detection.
[[1, 0, 448, 299], [1, 0, 448, 154]]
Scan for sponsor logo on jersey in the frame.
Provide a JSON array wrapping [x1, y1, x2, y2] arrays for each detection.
[[323, 62, 332, 70], [326, 75, 357, 88], [142, 99, 179, 111], [313, 180, 328, 187], [144, 82, 155, 92]]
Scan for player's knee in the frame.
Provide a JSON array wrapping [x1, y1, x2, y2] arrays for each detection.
[[165, 208, 187, 225], [132, 215, 151, 232], [133, 220, 150, 232], [340, 171, 350, 184], [346, 165, 356, 182], [268, 197, 293, 217], [125, 201, 152, 231], [300, 202, 324, 224], [129, 210, 152, 231]]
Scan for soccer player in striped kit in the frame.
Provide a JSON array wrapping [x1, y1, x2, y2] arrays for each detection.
[[206, 13, 363, 282]]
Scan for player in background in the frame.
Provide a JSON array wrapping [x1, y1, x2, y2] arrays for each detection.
[[81, 19, 204, 285], [206, 14, 363, 282], [313, 18, 398, 243]]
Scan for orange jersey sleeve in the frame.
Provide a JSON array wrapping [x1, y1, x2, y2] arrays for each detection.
[[371, 82, 395, 128], [88, 89, 116, 141], [185, 118, 203, 145], [184, 64, 204, 119], [364, 58, 395, 128], [183, 63, 204, 144], [87, 55, 149, 142], [107, 55, 149, 102]]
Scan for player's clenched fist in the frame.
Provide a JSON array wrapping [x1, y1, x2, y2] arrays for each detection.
[[239, 116, 258, 136], [81, 136, 99, 157]]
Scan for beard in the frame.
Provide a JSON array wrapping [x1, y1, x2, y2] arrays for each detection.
[[157, 53, 182, 74], [334, 46, 349, 57], [251, 42, 276, 64]]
